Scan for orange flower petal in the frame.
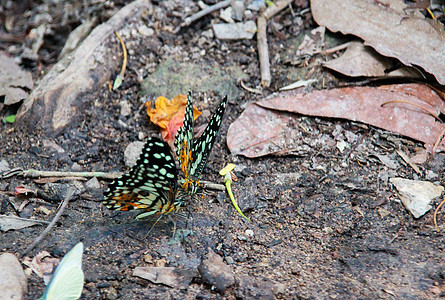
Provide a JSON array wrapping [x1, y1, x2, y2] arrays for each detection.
[[145, 94, 202, 145]]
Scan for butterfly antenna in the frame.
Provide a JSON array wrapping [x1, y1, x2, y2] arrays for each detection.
[[185, 206, 193, 230]]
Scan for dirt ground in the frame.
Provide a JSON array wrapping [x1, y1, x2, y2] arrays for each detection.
[[1, 1, 444, 299]]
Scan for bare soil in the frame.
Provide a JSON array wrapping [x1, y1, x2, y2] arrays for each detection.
[[1, 1, 444, 299]]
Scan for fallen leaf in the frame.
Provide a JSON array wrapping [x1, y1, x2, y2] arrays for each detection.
[[323, 41, 394, 77], [0, 53, 33, 106], [0, 215, 48, 232], [15, 186, 36, 197], [23, 251, 59, 283], [2, 115, 15, 124], [145, 94, 201, 145], [227, 84, 445, 157], [226, 103, 301, 157], [324, 41, 422, 80], [311, 0, 445, 84]]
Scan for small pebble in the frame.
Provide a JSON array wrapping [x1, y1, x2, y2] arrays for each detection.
[[225, 256, 234, 264], [245, 229, 254, 237], [237, 235, 247, 241]]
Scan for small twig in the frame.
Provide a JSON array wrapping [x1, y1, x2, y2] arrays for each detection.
[[200, 180, 225, 191], [21, 187, 76, 257], [316, 41, 352, 56], [255, 0, 294, 88], [181, 0, 231, 27], [434, 196, 445, 232], [395, 149, 421, 174], [381, 100, 442, 122], [263, 0, 294, 20], [257, 15, 270, 87], [240, 81, 263, 94], [432, 126, 445, 155], [280, 79, 317, 91], [21, 169, 122, 180], [113, 31, 127, 90], [4, 168, 226, 191]]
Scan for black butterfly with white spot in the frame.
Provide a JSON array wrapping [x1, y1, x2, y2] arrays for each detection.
[[104, 92, 228, 217]]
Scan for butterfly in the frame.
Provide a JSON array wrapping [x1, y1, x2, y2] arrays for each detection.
[[175, 92, 228, 194], [103, 92, 228, 218], [40, 242, 84, 300]]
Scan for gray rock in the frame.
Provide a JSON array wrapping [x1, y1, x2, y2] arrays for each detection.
[[0, 160, 10, 173], [198, 248, 235, 293], [85, 176, 101, 190], [213, 20, 257, 40], [390, 177, 444, 218], [124, 141, 145, 168], [0, 253, 27, 299]]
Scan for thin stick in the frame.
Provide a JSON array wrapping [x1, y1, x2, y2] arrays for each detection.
[[263, 0, 294, 20], [432, 126, 445, 155], [257, 15, 270, 87], [21, 187, 75, 257], [4, 168, 225, 190], [181, 0, 231, 27], [22, 169, 122, 180], [381, 100, 442, 122], [434, 196, 445, 232], [240, 81, 263, 95], [200, 180, 225, 191], [316, 42, 352, 56], [395, 149, 421, 174]]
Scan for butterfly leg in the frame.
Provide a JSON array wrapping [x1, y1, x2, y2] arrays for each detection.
[[168, 214, 177, 238], [144, 214, 164, 238]]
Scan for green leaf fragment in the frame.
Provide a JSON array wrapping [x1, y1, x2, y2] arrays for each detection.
[[2, 115, 15, 124], [113, 75, 123, 91]]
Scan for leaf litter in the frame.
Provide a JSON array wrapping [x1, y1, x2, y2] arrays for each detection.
[[311, 0, 445, 84], [228, 83, 445, 157]]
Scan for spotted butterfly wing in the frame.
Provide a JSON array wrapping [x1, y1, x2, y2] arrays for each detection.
[[104, 137, 181, 219], [173, 93, 228, 193], [190, 95, 228, 179], [174, 92, 194, 178]]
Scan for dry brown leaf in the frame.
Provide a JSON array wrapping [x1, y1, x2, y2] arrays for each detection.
[[0, 52, 33, 105], [227, 84, 445, 157], [311, 0, 445, 85], [22, 251, 58, 283], [324, 41, 394, 77], [226, 103, 298, 157], [0, 215, 47, 232]]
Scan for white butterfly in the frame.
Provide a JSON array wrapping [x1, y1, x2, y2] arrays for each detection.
[[40, 242, 84, 300]]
